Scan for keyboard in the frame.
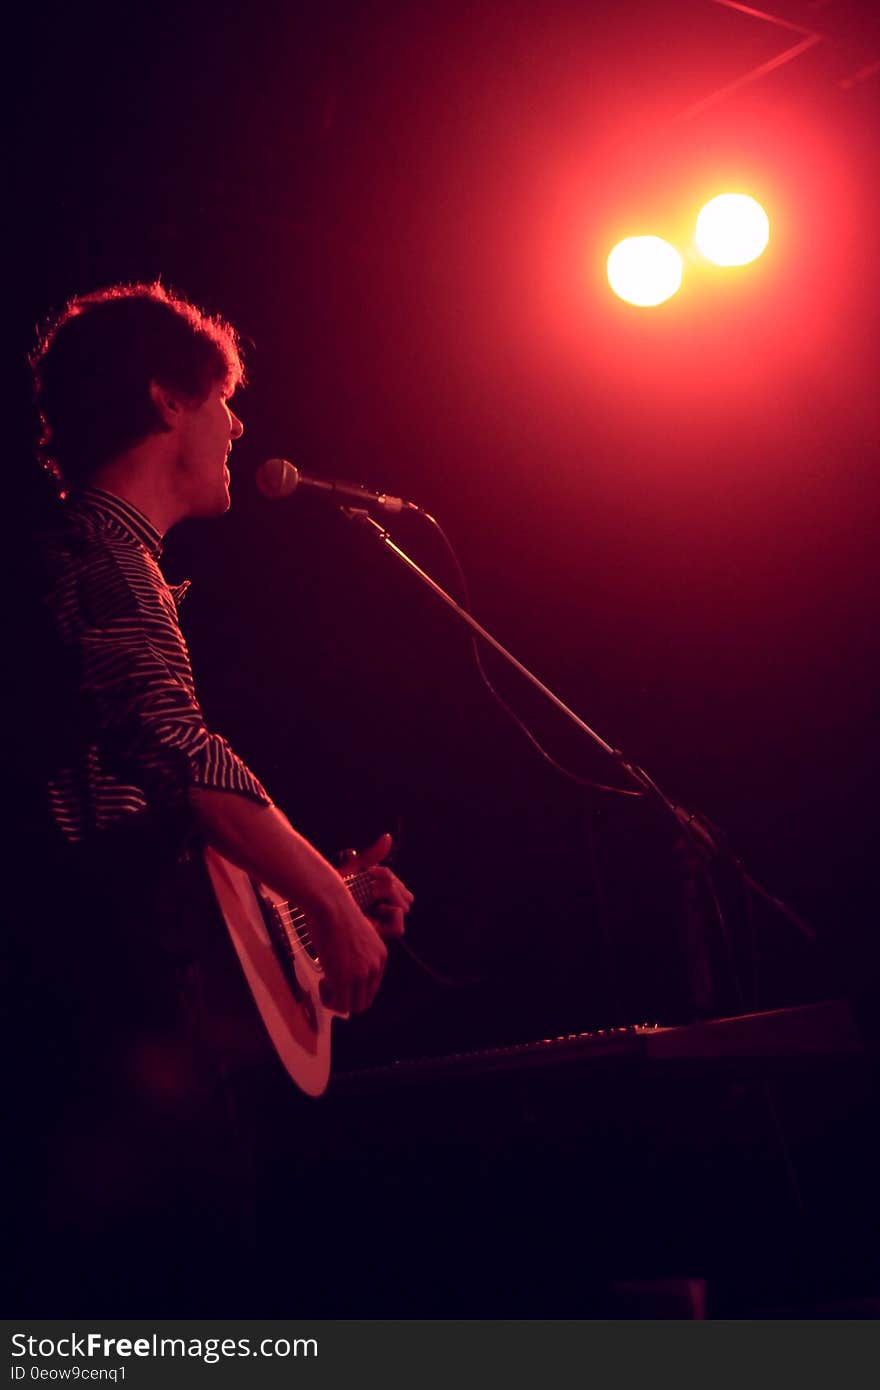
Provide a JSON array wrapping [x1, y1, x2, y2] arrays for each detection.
[[333, 998, 864, 1089]]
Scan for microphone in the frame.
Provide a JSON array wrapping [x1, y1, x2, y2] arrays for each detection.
[[255, 457, 413, 514]]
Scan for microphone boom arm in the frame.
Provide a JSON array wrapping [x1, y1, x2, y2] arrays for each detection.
[[341, 506, 815, 943]]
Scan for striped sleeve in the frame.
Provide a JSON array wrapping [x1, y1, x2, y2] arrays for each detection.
[[55, 539, 271, 817]]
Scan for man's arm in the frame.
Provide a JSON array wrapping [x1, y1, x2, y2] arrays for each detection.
[[52, 539, 411, 1013], [189, 789, 404, 1015]]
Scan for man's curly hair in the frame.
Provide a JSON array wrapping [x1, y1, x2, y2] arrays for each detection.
[[30, 281, 246, 492]]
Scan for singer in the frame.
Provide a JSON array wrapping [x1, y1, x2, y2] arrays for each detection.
[[11, 281, 414, 1314]]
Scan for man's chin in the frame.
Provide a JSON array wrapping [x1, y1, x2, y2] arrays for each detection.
[[190, 492, 231, 520]]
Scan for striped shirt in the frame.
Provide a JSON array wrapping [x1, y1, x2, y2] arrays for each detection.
[[38, 487, 271, 844]]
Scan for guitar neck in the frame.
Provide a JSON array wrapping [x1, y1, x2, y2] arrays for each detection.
[[338, 868, 375, 914]]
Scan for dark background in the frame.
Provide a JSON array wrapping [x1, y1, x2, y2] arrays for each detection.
[[9, 0, 880, 1069]]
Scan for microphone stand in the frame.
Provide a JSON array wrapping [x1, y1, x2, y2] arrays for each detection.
[[342, 506, 814, 1013]]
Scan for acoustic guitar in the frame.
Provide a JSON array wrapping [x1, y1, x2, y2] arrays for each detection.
[[203, 847, 376, 1097]]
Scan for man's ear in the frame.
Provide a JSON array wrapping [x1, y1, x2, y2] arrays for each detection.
[[149, 379, 184, 427]]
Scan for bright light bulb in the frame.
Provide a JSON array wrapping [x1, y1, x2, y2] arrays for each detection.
[[695, 193, 769, 267], [606, 236, 683, 307]]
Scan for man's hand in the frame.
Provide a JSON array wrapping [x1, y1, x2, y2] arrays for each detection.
[[190, 791, 411, 1017], [311, 834, 413, 1015], [308, 886, 389, 1018], [338, 832, 414, 941]]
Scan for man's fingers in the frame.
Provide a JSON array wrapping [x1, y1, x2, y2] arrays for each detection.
[[373, 905, 406, 938], [365, 865, 414, 906], [319, 930, 387, 1015], [344, 832, 393, 873], [345, 964, 384, 1015], [319, 977, 349, 1014], [350, 979, 373, 1016]]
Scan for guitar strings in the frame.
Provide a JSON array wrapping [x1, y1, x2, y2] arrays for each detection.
[[269, 868, 373, 962], [273, 922, 317, 966], [273, 908, 315, 956]]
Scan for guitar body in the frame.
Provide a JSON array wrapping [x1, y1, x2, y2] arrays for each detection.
[[203, 847, 346, 1097]]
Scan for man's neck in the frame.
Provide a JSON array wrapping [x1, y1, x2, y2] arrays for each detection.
[[88, 446, 181, 536]]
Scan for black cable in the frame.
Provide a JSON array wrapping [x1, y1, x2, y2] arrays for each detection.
[[412, 505, 642, 800]]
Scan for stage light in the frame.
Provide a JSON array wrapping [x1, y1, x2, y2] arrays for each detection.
[[695, 194, 769, 266], [606, 236, 683, 307]]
